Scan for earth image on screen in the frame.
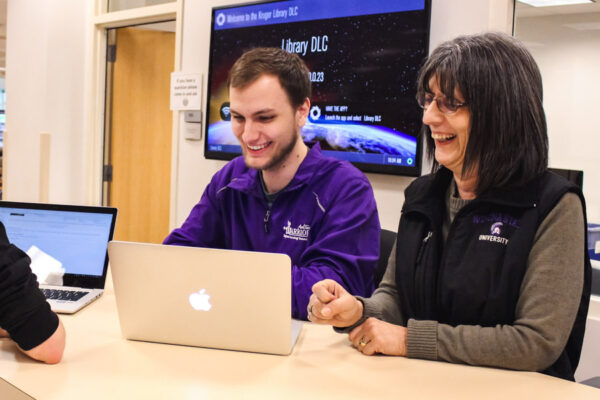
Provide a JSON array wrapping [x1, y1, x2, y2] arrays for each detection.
[[207, 119, 416, 159]]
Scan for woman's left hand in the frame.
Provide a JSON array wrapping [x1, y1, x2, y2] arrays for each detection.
[[349, 318, 408, 356]]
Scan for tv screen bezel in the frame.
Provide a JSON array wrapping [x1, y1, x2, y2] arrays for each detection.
[[204, 0, 431, 177]]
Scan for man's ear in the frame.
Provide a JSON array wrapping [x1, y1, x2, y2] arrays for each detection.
[[296, 98, 311, 127]]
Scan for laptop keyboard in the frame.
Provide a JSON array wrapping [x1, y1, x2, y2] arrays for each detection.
[[41, 288, 89, 302]]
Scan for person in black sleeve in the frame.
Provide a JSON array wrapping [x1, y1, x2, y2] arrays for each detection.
[[0, 222, 65, 364]]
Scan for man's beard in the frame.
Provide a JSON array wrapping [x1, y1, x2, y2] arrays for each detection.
[[243, 130, 299, 172]]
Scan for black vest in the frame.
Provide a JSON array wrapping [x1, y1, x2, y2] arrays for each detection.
[[395, 168, 591, 381]]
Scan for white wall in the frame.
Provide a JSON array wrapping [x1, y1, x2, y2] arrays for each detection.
[[577, 293, 600, 382], [174, 0, 514, 231], [516, 12, 600, 223], [5, 0, 90, 204]]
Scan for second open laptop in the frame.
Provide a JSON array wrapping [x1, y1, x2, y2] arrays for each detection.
[[0, 201, 117, 314], [108, 241, 303, 356]]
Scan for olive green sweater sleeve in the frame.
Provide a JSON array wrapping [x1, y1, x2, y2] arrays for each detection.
[[359, 193, 585, 371]]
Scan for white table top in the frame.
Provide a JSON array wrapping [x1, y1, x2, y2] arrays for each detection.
[[1, 273, 598, 400]]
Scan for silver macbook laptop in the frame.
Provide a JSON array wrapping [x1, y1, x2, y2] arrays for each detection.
[[108, 241, 303, 355], [0, 201, 117, 314]]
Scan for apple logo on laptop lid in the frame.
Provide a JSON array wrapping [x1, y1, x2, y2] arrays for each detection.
[[189, 289, 212, 311]]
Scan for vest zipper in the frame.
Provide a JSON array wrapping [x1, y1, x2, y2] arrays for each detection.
[[415, 230, 433, 313], [415, 231, 433, 264]]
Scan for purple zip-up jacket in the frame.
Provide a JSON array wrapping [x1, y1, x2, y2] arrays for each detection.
[[164, 144, 380, 320]]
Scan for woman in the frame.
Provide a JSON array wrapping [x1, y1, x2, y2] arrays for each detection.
[[307, 32, 591, 381]]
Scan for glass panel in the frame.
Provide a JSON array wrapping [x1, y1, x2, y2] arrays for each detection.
[[514, 1, 600, 223], [108, 0, 175, 13]]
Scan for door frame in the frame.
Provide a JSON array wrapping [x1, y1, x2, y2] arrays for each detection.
[[85, 0, 182, 230]]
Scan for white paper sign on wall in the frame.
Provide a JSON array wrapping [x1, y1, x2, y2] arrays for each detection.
[[170, 72, 202, 111]]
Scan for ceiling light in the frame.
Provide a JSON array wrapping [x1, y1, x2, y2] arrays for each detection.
[[519, 0, 596, 6]]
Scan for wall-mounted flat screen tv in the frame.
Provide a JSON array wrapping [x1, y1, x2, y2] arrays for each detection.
[[205, 0, 431, 176]]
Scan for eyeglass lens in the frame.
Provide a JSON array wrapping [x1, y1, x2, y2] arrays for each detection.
[[418, 94, 461, 114]]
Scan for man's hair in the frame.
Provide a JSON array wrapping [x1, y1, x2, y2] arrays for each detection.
[[228, 47, 311, 108], [416, 32, 548, 195]]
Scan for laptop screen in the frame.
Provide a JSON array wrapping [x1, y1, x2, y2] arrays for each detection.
[[0, 202, 117, 288]]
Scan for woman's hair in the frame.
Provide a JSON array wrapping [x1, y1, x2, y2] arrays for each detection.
[[416, 32, 548, 194], [228, 47, 311, 108]]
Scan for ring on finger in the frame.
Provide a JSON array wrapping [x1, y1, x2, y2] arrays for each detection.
[[359, 337, 368, 348]]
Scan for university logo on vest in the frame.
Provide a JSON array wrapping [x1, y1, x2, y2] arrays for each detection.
[[283, 220, 310, 241], [478, 221, 509, 245]]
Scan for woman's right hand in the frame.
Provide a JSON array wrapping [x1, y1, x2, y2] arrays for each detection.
[[307, 279, 364, 328]]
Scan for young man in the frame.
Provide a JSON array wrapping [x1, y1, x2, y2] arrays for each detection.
[[164, 47, 380, 320], [0, 222, 65, 364]]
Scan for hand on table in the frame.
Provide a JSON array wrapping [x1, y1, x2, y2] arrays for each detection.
[[349, 318, 408, 356], [307, 279, 363, 328], [20, 319, 66, 364], [307, 279, 408, 356], [1, 322, 65, 363]]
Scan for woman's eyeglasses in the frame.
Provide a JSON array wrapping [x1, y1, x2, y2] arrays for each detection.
[[416, 93, 467, 115]]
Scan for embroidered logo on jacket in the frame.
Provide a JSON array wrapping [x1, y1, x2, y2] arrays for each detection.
[[283, 221, 310, 241], [479, 221, 509, 245], [490, 222, 503, 236], [473, 214, 519, 228]]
